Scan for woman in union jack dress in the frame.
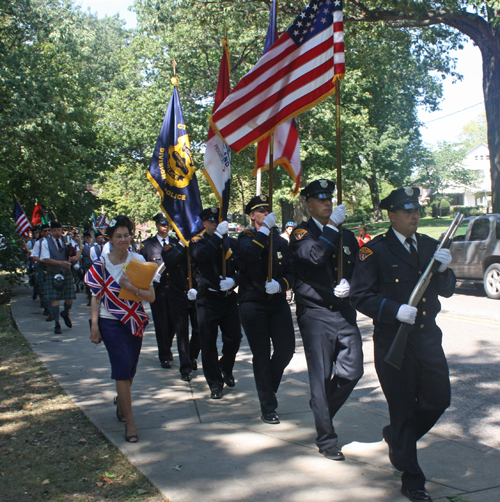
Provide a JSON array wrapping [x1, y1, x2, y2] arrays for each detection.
[[85, 215, 155, 443]]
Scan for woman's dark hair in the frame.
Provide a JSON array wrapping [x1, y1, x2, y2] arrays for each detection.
[[105, 215, 134, 238]]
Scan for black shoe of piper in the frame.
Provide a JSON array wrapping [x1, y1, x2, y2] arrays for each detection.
[[60, 311, 72, 328], [54, 322, 62, 335]]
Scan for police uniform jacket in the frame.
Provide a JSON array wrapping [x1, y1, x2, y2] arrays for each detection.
[[189, 231, 238, 297], [161, 238, 195, 303], [236, 227, 294, 304], [139, 236, 169, 289], [349, 226, 456, 332], [290, 218, 358, 310]]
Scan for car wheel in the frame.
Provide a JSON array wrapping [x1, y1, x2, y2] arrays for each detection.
[[484, 263, 500, 300]]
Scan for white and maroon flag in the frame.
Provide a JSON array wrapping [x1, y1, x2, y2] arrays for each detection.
[[210, 0, 345, 154]]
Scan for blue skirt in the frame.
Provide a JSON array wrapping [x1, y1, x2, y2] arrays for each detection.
[[99, 318, 143, 380]]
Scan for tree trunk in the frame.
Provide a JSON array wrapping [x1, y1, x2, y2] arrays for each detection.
[[280, 200, 295, 227], [364, 175, 383, 221], [479, 32, 500, 213]]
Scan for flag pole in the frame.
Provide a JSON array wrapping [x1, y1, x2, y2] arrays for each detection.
[[171, 58, 194, 288], [335, 79, 343, 283], [267, 133, 274, 282]]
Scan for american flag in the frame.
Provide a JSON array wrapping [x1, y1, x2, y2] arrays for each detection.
[[14, 199, 31, 237], [211, 0, 345, 153], [85, 261, 149, 337], [255, 0, 302, 193]]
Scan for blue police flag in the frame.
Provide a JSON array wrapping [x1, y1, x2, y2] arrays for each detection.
[[147, 84, 204, 245]]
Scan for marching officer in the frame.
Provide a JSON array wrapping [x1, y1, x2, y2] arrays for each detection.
[[289, 179, 363, 461], [236, 195, 295, 424], [349, 187, 455, 502], [162, 237, 201, 382], [139, 213, 175, 368], [189, 207, 242, 399]]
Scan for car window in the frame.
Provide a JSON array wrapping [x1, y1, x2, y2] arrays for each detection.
[[453, 220, 469, 242], [496, 219, 500, 240], [469, 219, 490, 241]]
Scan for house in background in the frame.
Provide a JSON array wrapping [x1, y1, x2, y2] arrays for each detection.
[[446, 142, 492, 212]]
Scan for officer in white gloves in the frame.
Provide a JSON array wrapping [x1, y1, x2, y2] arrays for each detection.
[[289, 179, 363, 462], [235, 195, 295, 425], [189, 207, 242, 400], [349, 186, 455, 502]]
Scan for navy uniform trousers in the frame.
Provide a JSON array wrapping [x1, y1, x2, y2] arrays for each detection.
[[196, 291, 242, 392]]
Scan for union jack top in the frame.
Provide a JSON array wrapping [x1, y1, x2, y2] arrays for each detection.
[[84, 260, 149, 337]]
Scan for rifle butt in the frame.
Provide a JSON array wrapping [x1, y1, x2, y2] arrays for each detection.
[[384, 323, 413, 370]]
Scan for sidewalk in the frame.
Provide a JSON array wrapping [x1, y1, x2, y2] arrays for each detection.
[[10, 284, 500, 502]]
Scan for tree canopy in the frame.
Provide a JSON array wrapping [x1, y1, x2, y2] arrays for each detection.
[[2, 0, 495, 228]]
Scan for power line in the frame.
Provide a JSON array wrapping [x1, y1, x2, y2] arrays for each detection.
[[423, 101, 484, 124]]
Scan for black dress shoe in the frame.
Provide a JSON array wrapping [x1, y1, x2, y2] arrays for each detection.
[[60, 311, 72, 328], [181, 373, 192, 382], [54, 322, 62, 335], [191, 359, 198, 371], [167, 354, 174, 362], [46, 313, 55, 322], [210, 389, 223, 399], [222, 371, 235, 387], [161, 361, 172, 369], [261, 412, 280, 424], [383, 425, 403, 472], [319, 446, 345, 461], [401, 488, 432, 502]]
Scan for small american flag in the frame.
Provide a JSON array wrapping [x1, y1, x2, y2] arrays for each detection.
[[211, 0, 345, 153], [14, 199, 31, 237]]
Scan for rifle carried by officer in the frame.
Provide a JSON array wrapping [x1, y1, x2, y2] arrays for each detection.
[[384, 212, 464, 370]]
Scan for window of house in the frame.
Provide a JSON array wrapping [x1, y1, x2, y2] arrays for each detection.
[[469, 219, 490, 241]]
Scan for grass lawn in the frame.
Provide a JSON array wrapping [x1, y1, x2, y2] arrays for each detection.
[[345, 216, 455, 241], [0, 286, 167, 502]]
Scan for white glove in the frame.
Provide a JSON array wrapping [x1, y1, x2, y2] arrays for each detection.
[[153, 272, 162, 283], [215, 221, 228, 236], [265, 279, 281, 295], [187, 288, 197, 300], [330, 204, 346, 226], [396, 304, 418, 325], [263, 212, 276, 229], [334, 278, 350, 298], [179, 240, 186, 248], [434, 248, 452, 273], [219, 276, 236, 291]]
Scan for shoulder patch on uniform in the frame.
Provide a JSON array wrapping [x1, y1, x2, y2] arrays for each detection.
[[242, 230, 254, 238], [293, 228, 307, 240], [359, 246, 373, 261], [191, 235, 202, 243]]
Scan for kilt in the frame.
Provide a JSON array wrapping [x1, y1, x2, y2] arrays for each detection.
[[99, 318, 142, 380], [44, 271, 76, 301], [36, 267, 47, 294]]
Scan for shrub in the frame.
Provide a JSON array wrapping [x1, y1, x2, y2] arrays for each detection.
[[431, 199, 451, 217], [453, 206, 484, 217]]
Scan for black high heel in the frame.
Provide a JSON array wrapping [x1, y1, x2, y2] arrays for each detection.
[[113, 396, 125, 423], [125, 424, 138, 443]]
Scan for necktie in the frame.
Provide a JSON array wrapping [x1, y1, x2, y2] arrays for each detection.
[[57, 239, 63, 252], [405, 237, 418, 263], [162, 239, 167, 250]]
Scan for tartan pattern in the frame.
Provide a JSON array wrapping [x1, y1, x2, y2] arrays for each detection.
[[44, 271, 76, 301], [84, 260, 149, 337]]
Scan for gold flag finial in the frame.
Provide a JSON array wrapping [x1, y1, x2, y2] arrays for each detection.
[[171, 59, 178, 86]]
